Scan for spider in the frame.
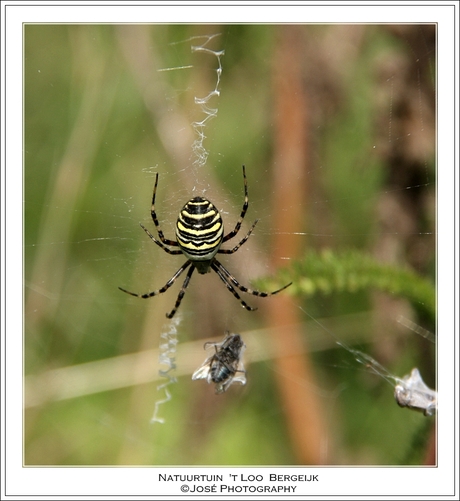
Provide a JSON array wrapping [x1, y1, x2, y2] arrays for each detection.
[[119, 165, 292, 318], [192, 333, 246, 394]]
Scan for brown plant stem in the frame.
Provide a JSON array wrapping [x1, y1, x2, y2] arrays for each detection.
[[268, 26, 328, 465]]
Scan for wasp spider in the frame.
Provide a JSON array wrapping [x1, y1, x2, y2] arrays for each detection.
[[119, 165, 291, 318]]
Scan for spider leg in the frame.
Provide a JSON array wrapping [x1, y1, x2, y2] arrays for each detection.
[[140, 223, 182, 255], [166, 264, 196, 319], [222, 165, 249, 243], [150, 173, 179, 247], [119, 260, 192, 301], [218, 219, 259, 254], [213, 259, 292, 297], [211, 261, 258, 311]]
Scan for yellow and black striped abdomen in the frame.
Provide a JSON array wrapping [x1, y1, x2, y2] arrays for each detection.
[[176, 197, 224, 268]]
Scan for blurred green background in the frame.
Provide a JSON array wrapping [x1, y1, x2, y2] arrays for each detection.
[[24, 24, 435, 465]]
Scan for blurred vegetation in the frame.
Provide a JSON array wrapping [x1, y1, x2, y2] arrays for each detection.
[[259, 248, 435, 320], [25, 24, 435, 466]]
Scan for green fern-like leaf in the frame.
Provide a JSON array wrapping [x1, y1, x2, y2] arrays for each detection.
[[258, 249, 435, 319]]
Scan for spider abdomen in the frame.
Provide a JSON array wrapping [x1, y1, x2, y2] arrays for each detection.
[[176, 197, 224, 266]]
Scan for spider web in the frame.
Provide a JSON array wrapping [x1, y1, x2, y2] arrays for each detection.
[[141, 29, 433, 423], [18, 19, 452, 488]]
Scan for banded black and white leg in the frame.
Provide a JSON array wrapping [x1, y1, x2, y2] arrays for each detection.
[[119, 261, 195, 319]]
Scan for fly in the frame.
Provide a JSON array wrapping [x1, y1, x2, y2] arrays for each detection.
[[192, 333, 246, 394]]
